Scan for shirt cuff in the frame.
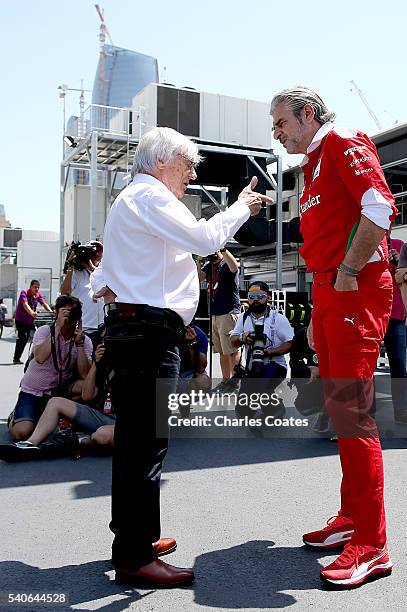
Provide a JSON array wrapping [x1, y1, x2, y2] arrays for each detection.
[[361, 187, 393, 229], [228, 199, 252, 223]]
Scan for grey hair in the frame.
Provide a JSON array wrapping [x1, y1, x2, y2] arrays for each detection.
[[270, 86, 336, 124], [131, 127, 204, 177]]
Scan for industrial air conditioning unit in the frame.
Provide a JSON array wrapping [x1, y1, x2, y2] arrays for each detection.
[[130, 83, 272, 149]]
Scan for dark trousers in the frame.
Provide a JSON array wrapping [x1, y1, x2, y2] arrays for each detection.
[[13, 320, 35, 362], [383, 318, 407, 415], [105, 309, 182, 570], [236, 361, 287, 417]]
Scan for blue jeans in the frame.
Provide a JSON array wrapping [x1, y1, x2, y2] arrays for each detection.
[[383, 318, 407, 414]]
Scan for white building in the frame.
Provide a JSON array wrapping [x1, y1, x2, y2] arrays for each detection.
[[16, 231, 59, 305], [0, 228, 59, 307]]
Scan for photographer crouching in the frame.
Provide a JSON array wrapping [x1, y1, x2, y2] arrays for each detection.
[[230, 281, 293, 419], [60, 240, 104, 347], [8, 295, 93, 442]]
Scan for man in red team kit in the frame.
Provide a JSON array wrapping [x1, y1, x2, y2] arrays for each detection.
[[270, 87, 397, 588]]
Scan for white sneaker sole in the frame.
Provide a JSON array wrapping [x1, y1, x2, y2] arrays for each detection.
[[321, 560, 393, 588]]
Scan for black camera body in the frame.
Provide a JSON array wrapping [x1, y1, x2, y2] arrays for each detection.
[[67, 304, 82, 322], [248, 317, 267, 378], [63, 241, 98, 273]]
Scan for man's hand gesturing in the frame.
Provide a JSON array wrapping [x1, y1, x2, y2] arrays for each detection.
[[239, 176, 273, 216]]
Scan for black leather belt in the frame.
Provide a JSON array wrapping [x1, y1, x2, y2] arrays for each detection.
[[104, 303, 184, 335]]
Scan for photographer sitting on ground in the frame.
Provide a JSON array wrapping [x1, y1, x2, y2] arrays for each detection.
[[60, 241, 104, 347], [8, 295, 93, 441], [230, 281, 293, 418], [7, 335, 115, 456], [176, 324, 210, 418]]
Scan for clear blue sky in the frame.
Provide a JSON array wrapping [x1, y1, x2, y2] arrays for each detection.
[[1, 0, 406, 232]]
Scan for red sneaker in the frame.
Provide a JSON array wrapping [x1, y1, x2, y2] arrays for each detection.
[[303, 514, 354, 549], [320, 543, 392, 588]]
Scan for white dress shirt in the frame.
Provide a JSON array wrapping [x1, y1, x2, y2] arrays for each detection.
[[71, 269, 104, 330], [91, 174, 250, 324]]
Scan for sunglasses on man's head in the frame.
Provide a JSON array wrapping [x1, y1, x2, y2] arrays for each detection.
[[248, 292, 267, 300]]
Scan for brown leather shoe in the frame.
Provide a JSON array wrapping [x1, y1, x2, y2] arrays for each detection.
[[152, 537, 177, 556], [115, 559, 194, 587]]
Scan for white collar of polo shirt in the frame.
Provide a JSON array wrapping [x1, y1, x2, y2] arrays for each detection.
[[300, 122, 336, 167]]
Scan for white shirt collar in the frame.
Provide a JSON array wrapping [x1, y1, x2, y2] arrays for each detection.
[[131, 173, 164, 187], [307, 122, 335, 154], [300, 122, 335, 166]]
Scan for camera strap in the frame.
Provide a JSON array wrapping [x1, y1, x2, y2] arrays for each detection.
[[246, 307, 277, 362], [50, 324, 74, 388], [265, 309, 277, 348]]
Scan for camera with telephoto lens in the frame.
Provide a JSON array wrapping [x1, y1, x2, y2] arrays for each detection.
[[248, 317, 267, 378], [63, 241, 98, 273]]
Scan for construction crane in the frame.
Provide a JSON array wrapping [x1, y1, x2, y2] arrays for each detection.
[[350, 80, 383, 131], [95, 4, 114, 46], [94, 4, 114, 121]]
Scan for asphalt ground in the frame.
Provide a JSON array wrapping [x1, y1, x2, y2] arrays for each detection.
[[0, 328, 406, 612]]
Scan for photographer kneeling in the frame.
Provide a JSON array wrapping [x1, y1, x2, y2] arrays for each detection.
[[230, 282, 293, 418], [6, 335, 115, 457], [8, 295, 93, 441], [60, 240, 104, 347]]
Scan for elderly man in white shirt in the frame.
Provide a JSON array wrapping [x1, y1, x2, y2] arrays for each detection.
[[91, 126, 271, 588]]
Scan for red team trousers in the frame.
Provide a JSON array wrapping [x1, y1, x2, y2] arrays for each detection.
[[312, 262, 393, 547]]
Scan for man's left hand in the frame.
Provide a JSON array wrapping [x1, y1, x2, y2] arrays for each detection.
[[93, 286, 117, 304], [334, 271, 358, 292]]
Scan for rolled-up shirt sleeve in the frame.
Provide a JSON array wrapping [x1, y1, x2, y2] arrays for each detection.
[[327, 131, 397, 229], [143, 187, 251, 256]]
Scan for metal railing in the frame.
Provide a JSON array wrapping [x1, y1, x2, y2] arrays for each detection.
[[80, 103, 131, 136]]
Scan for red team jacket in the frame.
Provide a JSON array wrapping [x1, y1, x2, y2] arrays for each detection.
[[299, 123, 398, 273]]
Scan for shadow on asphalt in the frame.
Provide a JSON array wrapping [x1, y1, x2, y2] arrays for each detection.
[[0, 559, 149, 611], [164, 437, 407, 473], [0, 542, 324, 610], [193, 540, 324, 607], [0, 448, 113, 498], [1, 430, 406, 499]]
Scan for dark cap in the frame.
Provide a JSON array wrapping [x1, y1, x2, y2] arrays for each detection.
[[248, 281, 270, 294]]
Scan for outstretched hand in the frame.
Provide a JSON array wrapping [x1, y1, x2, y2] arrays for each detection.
[[239, 176, 274, 217]]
